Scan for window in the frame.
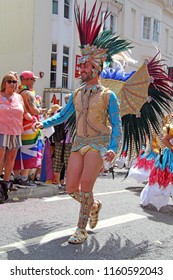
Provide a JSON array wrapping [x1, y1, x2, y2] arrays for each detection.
[[101, 12, 117, 33], [101, 12, 106, 30], [153, 19, 160, 42], [142, 16, 160, 43], [131, 8, 136, 39], [64, 0, 70, 19], [110, 15, 115, 33], [143, 17, 151, 40], [50, 44, 57, 88], [52, 0, 58, 15], [62, 46, 69, 88], [164, 28, 169, 54]]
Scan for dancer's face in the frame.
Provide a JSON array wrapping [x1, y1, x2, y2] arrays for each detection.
[[80, 62, 93, 82]]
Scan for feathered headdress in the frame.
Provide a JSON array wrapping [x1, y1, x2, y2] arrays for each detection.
[[74, 0, 135, 71]]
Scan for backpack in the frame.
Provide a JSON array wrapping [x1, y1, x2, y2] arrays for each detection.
[[0, 181, 9, 204]]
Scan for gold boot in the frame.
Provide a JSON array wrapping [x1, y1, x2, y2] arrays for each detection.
[[68, 228, 88, 244], [89, 200, 102, 229]]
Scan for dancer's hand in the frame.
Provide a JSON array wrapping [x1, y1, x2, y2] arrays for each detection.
[[104, 150, 115, 162], [32, 121, 43, 131]]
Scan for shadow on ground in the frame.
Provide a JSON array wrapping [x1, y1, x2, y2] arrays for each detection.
[[5, 220, 151, 260]]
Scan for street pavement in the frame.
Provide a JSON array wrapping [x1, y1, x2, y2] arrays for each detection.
[[1, 167, 173, 263], [8, 168, 127, 201], [9, 181, 60, 201]]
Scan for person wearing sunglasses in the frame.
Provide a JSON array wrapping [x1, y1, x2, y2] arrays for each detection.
[[0, 72, 33, 203], [13, 71, 45, 188]]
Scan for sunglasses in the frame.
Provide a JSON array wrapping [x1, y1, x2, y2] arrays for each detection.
[[6, 80, 17, 84], [27, 78, 36, 82]]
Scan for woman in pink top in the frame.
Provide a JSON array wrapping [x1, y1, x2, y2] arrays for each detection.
[[0, 72, 32, 203]]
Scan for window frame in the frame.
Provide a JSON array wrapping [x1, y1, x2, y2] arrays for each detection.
[[153, 18, 160, 42], [62, 45, 70, 89], [142, 16, 160, 43], [110, 14, 117, 34], [52, 0, 58, 15], [50, 43, 58, 88], [64, 0, 70, 19]]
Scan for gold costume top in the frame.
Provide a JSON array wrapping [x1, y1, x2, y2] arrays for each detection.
[[74, 85, 111, 136], [42, 84, 122, 155], [72, 84, 122, 153]]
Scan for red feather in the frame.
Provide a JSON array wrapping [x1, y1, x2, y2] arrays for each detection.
[[147, 51, 173, 96], [74, 0, 109, 46]]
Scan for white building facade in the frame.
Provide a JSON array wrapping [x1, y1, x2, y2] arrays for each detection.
[[0, 0, 173, 107]]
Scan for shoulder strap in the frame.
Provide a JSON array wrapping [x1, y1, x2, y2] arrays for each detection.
[[19, 89, 27, 94]]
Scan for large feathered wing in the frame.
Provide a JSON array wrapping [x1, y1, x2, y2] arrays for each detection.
[[101, 52, 173, 160], [101, 62, 150, 116]]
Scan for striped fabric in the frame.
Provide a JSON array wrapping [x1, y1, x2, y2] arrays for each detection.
[[0, 134, 22, 150], [13, 119, 44, 170]]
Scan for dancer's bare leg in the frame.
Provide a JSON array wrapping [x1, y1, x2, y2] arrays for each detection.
[[66, 150, 103, 243]]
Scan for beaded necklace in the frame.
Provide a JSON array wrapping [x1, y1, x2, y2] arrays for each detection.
[[18, 85, 29, 91], [84, 84, 103, 95]]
